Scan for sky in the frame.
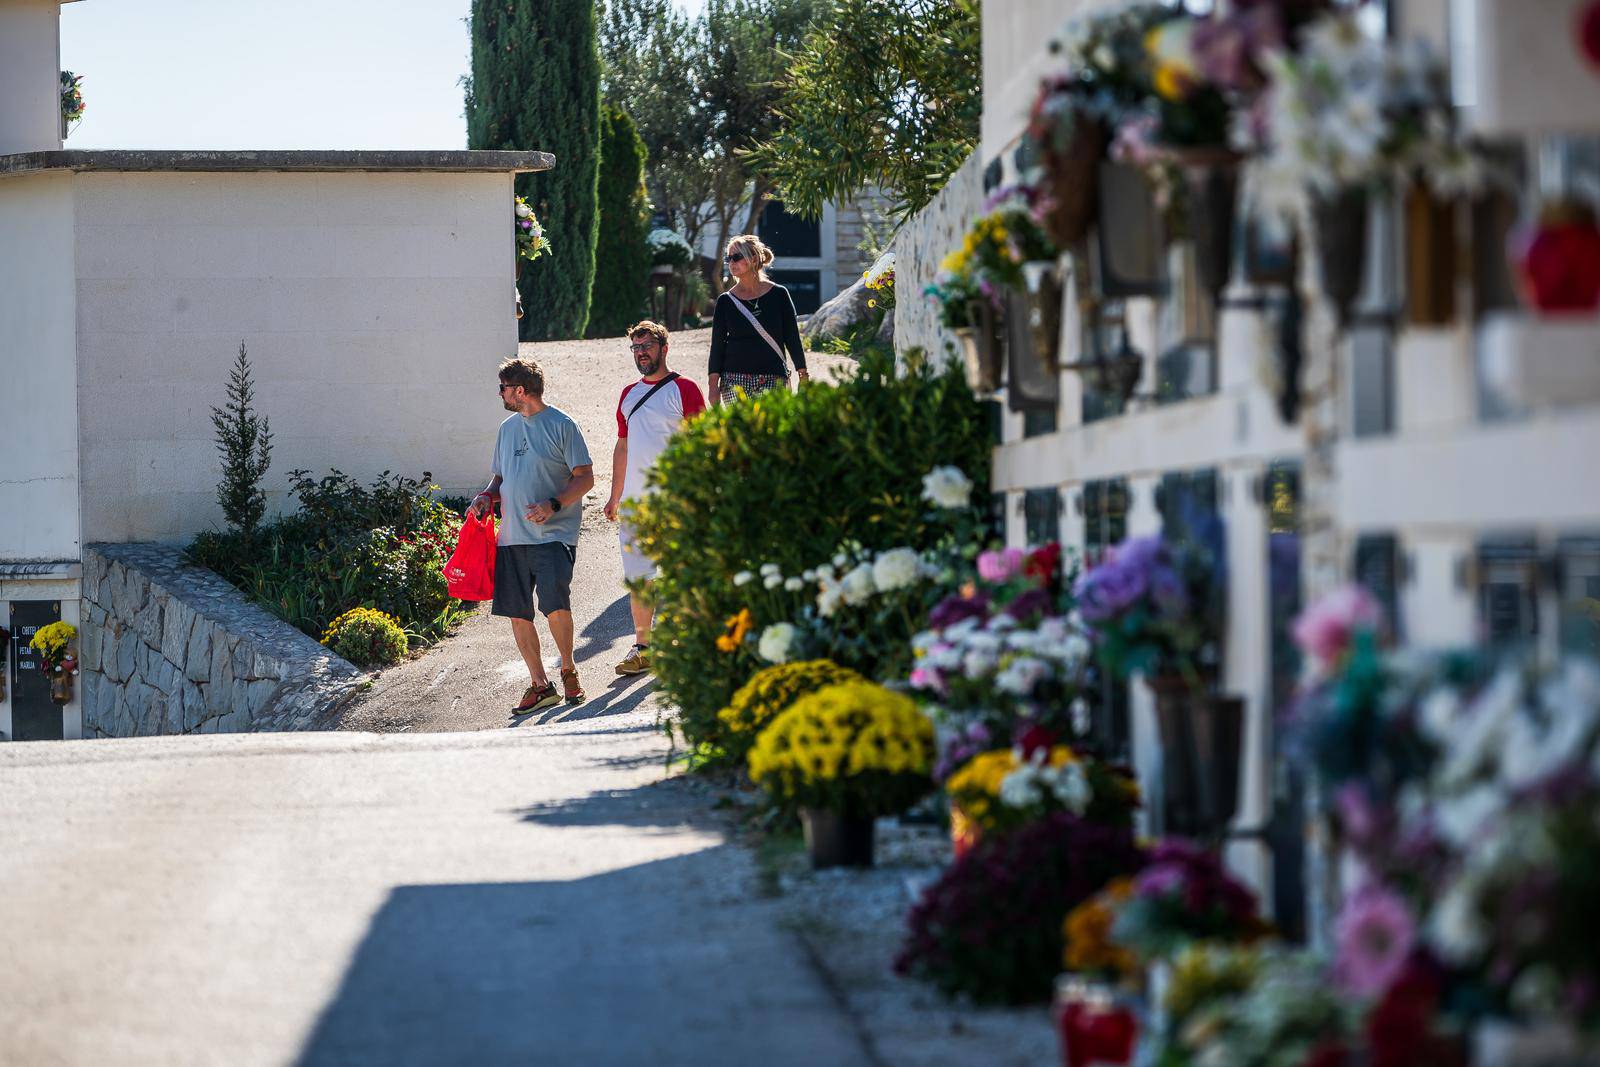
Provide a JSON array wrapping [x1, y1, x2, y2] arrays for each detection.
[[60, 0, 703, 152]]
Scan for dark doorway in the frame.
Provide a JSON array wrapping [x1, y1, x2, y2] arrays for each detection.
[[10, 600, 64, 742]]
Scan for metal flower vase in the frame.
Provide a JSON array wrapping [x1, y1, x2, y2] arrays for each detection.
[[1310, 188, 1370, 328], [1181, 154, 1241, 304], [1404, 183, 1458, 327], [1019, 261, 1064, 373], [1149, 677, 1243, 842], [1095, 162, 1168, 298], [1041, 112, 1106, 249], [954, 299, 1005, 394], [801, 808, 875, 870]]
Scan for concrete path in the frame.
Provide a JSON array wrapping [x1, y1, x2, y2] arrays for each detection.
[[0, 332, 872, 1066], [0, 730, 875, 1066]]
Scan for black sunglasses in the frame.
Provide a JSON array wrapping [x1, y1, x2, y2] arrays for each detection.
[[723, 252, 746, 263]]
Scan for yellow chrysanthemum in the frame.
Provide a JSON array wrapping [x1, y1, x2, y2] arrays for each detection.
[[746, 681, 934, 815]]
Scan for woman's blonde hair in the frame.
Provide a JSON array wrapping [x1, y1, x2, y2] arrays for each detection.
[[725, 234, 774, 284]]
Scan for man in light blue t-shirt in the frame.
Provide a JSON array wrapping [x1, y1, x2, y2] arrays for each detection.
[[468, 356, 594, 714]]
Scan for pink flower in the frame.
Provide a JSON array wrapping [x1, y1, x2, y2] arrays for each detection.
[[1334, 884, 1416, 998], [1292, 585, 1383, 675], [909, 666, 945, 693], [977, 547, 1026, 584]]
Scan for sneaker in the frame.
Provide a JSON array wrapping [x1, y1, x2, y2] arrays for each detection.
[[615, 646, 650, 676], [514, 681, 561, 714], [560, 667, 586, 704]]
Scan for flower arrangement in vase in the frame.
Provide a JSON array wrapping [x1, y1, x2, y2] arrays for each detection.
[[29, 621, 79, 705]]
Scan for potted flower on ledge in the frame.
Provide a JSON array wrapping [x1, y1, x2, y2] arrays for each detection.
[[746, 679, 935, 869], [1073, 529, 1241, 842]]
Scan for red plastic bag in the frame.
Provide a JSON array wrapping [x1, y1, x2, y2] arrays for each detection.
[[443, 511, 497, 601]]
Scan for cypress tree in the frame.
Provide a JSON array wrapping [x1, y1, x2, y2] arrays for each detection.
[[465, 0, 602, 341], [210, 342, 272, 538], [586, 105, 653, 339]]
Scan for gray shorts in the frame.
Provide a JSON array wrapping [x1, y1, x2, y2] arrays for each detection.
[[492, 542, 576, 618]]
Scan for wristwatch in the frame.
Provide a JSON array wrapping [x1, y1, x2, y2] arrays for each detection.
[[547, 497, 562, 513]]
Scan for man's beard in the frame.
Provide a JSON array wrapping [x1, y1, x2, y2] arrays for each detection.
[[637, 355, 664, 377]]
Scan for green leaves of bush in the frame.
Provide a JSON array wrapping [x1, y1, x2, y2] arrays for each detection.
[[629, 350, 990, 762], [188, 470, 469, 650]]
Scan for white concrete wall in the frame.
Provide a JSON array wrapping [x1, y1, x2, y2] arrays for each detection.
[[0, 172, 81, 561], [72, 169, 518, 543], [0, 0, 65, 156], [981, 0, 1098, 161]]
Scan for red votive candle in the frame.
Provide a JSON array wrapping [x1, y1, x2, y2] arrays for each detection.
[[1054, 977, 1139, 1067]]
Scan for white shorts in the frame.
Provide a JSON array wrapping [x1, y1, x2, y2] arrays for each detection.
[[618, 521, 657, 582]]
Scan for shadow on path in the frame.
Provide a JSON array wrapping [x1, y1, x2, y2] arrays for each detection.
[[574, 592, 633, 666], [508, 672, 656, 729], [294, 851, 872, 1066]]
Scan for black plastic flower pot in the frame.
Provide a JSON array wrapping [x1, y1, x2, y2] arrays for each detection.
[[1149, 679, 1243, 842], [1310, 188, 1369, 328], [800, 808, 876, 870]]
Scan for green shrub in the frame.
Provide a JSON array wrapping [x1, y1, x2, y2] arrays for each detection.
[[586, 104, 653, 338], [322, 607, 409, 668], [466, 0, 602, 340], [187, 469, 470, 649], [629, 348, 991, 764], [717, 659, 865, 763]]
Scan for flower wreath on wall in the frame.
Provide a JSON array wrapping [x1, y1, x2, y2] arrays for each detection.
[[60, 71, 85, 135], [514, 196, 551, 263]]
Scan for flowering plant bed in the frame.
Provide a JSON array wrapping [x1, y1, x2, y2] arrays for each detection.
[[944, 742, 1138, 840], [716, 659, 865, 764]]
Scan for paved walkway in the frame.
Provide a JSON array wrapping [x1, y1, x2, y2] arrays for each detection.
[[0, 331, 869, 1066]]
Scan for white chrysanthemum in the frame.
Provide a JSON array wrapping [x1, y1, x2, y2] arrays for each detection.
[[733, 570, 754, 586], [818, 585, 844, 618], [802, 568, 817, 582], [995, 656, 1048, 696], [759, 563, 780, 577], [840, 563, 876, 605], [784, 577, 803, 591], [1434, 784, 1501, 849], [921, 466, 973, 509], [872, 547, 920, 592], [757, 623, 797, 664], [1047, 762, 1091, 814], [764, 574, 783, 589], [515, 201, 532, 218], [832, 552, 849, 569], [1430, 877, 1488, 963], [998, 765, 1045, 809]]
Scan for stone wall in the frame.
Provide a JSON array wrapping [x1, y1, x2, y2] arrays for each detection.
[[79, 543, 363, 737], [833, 187, 894, 283], [890, 152, 983, 367]]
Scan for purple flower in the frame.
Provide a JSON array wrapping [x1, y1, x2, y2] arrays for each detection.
[[929, 592, 990, 630], [1334, 884, 1417, 997], [520, 220, 533, 230], [1148, 564, 1188, 617], [1004, 587, 1053, 622]]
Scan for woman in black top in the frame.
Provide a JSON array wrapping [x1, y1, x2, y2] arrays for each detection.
[[707, 234, 810, 405]]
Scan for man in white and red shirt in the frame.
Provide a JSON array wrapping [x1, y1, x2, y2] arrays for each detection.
[[603, 320, 706, 675]]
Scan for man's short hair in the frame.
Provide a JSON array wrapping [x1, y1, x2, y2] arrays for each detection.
[[627, 320, 669, 345], [498, 356, 544, 396]]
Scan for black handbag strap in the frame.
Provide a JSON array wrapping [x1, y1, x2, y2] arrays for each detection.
[[626, 372, 680, 422]]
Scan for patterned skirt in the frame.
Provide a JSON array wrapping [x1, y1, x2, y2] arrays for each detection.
[[718, 372, 788, 404]]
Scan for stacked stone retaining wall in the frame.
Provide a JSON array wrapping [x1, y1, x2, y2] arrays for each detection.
[[79, 543, 364, 737], [890, 152, 983, 367]]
